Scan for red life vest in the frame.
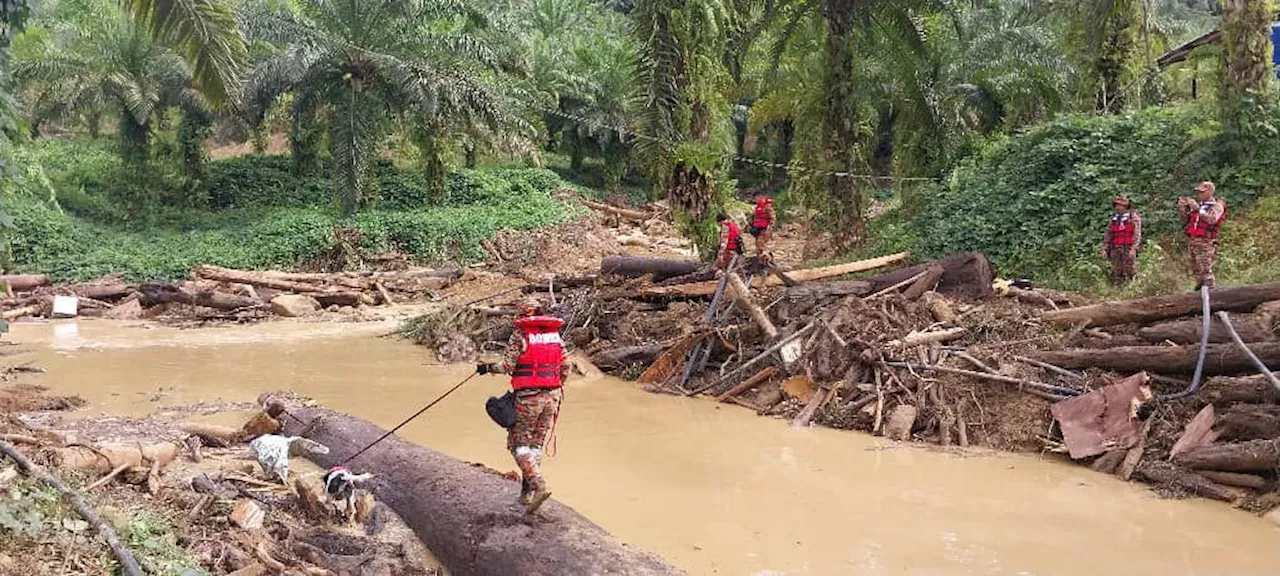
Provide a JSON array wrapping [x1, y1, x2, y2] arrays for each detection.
[[1108, 212, 1137, 246], [723, 220, 742, 252], [751, 198, 773, 229], [1185, 200, 1226, 240], [511, 315, 565, 391]]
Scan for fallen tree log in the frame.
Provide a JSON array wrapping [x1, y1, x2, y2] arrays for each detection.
[[784, 280, 873, 301], [278, 403, 683, 575], [1138, 314, 1275, 344], [0, 274, 49, 291], [641, 252, 910, 298], [195, 265, 346, 295], [139, 283, 262, 311], [1173, 438, 1280, 472], [71, 283, 135, 301], [1138, 462, 1246, 502], [866, 252, 994, 300], [2, 304, 41, 320], [1030, 343, 1280, 375], [600, 256, 702, 283], [902, 265, 945, 300], [1043, 281, 1280, 328], [1196, 470, 1267, 489], [727, 272, 778, 339], [580, 198, 652, 221], [1200, 373, 1280, 405], [716, 366, 779, 403], [1215, 404, 1280, 441], [0, 440, 145, 575], [310, 291, 374, 308], [591, 343, 668, 370]]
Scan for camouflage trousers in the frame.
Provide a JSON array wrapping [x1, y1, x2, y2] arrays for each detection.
[[1188, 238, 1217, 290], [507, 387, 563, 482], [1107, 245, 1136, 285]]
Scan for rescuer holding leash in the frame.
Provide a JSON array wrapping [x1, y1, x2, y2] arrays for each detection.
[[477, 296, 570, 513]]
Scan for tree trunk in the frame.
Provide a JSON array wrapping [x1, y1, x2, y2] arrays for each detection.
[[639, 252, 910, 298], [773, 119, 794, 186], [590, 344, 668, 371], [1139, 314, 1275, 344], [822, 0, 865, 244], [0, 274, 49, 291], [728, 272, 778, 339], [1216, 404, 1280, 441], [1199, 373, 1280, 406], [600, 257, 702, 282], [1031, 343, 1280, 375], [1042, 281, 1280, 327], [690, 99, 711, 143], [865, 252, 995, 300], [1138, 462, 1246, 502], [1221, 0, 1272, 97], [138, 283, 262, 311], [784, 280, 874, 301], [1173, 438, 1280, 472], [278, 404, 684, 576]]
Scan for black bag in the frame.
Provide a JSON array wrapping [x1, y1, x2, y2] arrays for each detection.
[[486, 391, 517, 429]]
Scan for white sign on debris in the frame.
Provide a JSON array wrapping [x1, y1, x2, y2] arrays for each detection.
[[51, 295, 79, 318]]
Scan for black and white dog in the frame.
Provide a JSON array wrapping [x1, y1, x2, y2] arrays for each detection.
[[321, 466, 374, 522]]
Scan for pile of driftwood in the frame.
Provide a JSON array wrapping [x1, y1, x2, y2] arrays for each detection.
[[0, 265, 462, 322], [532, 253, 1280, 509]]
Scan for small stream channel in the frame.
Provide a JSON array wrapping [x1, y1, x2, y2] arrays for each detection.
[[11, 318, 1280, 575]]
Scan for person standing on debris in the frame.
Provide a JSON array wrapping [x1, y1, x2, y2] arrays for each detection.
[[476, 296, 569, 513], [715, 213, 744, 271], [748, 195, 776, 258], [1178, 181, 1227, 290], [1102, 195, 1142, 285]]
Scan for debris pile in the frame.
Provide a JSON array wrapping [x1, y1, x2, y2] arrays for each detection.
[[420, 248, 1280, 511], [0, 266, 462, 325], [1, 385, 440, 575]]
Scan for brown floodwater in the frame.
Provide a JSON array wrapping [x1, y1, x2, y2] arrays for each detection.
[[11, 318, 1280, 575]]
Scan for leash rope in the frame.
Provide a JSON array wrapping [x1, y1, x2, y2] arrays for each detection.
[[339, 372, 478, 467]]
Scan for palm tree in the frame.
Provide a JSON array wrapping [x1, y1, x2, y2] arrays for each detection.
[[15, 1, 197, 168], [240, 0, 507, 214], [119, 0, 247, 108]]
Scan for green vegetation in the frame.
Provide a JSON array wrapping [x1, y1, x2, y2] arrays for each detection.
[[6, 140, 580, 282]]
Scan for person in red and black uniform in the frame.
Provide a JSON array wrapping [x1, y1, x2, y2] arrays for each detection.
[[715, 213, 743, 271], [1179, 181, 1227, 290], [477, 297, 570, 513], [747, 195, 776, 258], [1102, 194, 1142, 285]]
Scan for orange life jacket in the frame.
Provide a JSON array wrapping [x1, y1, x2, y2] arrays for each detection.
[[1108, 212, 1137, 246], [510, 315, 565, 391], [723, 220, 742, 252], [751, 198, 773, 229], [1185, 200, 1226, 240]]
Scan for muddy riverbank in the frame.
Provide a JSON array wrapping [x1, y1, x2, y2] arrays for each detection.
[[9, 318, 1280, 575]]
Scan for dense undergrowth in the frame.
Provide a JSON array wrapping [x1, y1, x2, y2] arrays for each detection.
[[5, 140, 583, 282], [865, 100, 1280, 292]]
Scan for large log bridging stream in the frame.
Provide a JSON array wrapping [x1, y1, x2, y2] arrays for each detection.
[[1042, 282, 1280, 327], [279, 403, 683, 576]]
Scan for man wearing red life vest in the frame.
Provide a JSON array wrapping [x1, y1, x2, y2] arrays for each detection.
[[747, 195, 776, 257], [1102, 195, 1142, 285], [476, 296, 570, 513], [1178, 181, 1227, 290], [715, 213, 744, 270]]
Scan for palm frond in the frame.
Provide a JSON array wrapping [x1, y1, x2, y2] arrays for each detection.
[[121, 0, 248, 107]]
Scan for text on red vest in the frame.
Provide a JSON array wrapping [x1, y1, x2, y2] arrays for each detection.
[[512, 315, 565, 390]]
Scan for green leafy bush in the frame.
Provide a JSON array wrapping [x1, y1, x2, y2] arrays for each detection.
[[204, 154, 331, 209], [7, 167, 583, 282], [873, 100, 1280, 290]]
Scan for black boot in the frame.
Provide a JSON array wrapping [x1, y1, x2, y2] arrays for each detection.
[[519, 478, 532, 505]]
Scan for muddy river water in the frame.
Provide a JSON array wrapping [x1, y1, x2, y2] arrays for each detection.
[[12, 318, 1280, 575]]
